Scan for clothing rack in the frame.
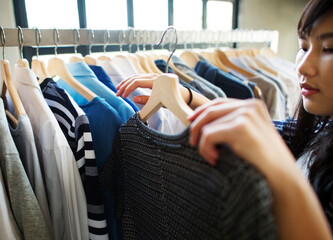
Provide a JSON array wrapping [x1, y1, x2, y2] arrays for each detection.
[[0, 27, 279, 62]]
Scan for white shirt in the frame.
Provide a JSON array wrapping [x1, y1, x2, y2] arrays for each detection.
[[12, 65, 89, 240]]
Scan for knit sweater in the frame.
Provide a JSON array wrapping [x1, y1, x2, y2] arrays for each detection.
[[100, 113, 278, 240]]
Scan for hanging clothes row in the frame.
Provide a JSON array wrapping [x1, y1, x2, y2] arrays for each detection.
[[0, 26, 286, 240]]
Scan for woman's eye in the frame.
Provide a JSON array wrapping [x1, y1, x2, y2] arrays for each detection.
[[300, 47, 308, 52], [323, 47, 333, 53]]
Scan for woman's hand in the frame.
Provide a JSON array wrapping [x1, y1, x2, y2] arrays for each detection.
[[188, 98, 333, 240], [116, 74, 159, 104], [188, 98, 295, 171], [116, 73, 209, 108]]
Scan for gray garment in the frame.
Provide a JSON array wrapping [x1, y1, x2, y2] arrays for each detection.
[[249, 75, 285, 120], [9, 114, 53, 238], [0, 165, 22, 240], [101, 113, 278, 240], [172, 55, 227, 98], [0, 99, 51, 240], [231, 57, 286, 120], [188, 80, 218, 100]]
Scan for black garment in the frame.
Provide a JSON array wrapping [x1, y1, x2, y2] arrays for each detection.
[[100, 113, 278, 240]]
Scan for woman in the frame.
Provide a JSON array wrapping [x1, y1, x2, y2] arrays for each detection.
[[116, 0, 333, 238]]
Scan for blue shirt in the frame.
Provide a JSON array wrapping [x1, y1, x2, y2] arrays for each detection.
[[57, 62, 134, 123], [195, 60, 254, 99], [89, 65, 140, 112], [78, 96, 123, 240]]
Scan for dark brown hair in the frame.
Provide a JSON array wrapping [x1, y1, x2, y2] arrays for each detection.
[[297, 0, 333, 38], [290, 0, 333, 158], [290, 0, 333, 213]]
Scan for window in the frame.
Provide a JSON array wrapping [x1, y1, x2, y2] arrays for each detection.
[[133, 0, 168, 30], [23, 0, 236, 31], [25, 0, 79, 28], [173, 0, 202, 31], [86, 0, 127, 29], [207, 1, 233, 31], [19, 0, 237, 61]]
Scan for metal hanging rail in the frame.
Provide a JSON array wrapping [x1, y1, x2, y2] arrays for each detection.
[[0, 27, 279, 52]]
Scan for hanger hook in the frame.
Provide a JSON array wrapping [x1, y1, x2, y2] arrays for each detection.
[[149, 31, 156, 51], [141, 30, 148, 51], [127, 27, 136, 53], [17, 26, 24, 59], [103, 29, 110, 54], [0, 26, 5, 60], [136, 30, 143, 52], [53, 28, 59, 56], [33, 27, 41, 59], [118, 30, 126, 52], [157, 25, 178, 73], [73, 28, 80, 55], [88, 29, 94, 55]]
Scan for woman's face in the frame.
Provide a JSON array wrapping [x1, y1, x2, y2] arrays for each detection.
[[296, 9, 333, 116]]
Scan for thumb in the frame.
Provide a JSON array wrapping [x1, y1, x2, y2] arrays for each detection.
[[133, 95, 150, 104]]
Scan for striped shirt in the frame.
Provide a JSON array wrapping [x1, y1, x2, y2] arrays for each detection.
[[40, 78, 109, 240], [273, 118, 297, 148]]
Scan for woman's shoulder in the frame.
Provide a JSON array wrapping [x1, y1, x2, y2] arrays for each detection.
[[273, 118, 297, 135]]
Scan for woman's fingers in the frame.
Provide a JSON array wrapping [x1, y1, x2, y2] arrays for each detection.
[[115, 74, 158, 98], [187, 98, 232, 121], [133, 95, 150, 104], [188, 99, 275, 166], [189, 99, 254, 146]]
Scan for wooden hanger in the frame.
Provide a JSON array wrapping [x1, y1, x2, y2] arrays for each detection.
[[251, 54, 278, 76], [199, 51, 217, 65], [139, 73, 193, 126], [179, 50, 200, 69], [47, 28, 96, 101], [215, 49, 256, 78], [32, 59, 51, 84], [139, 27, 196, 126], [16, 58, 29, 68], [145, 53, 163, 74], [84, 55, 97, 65], [200, 50, 231, 73], [48, 57, 97, 102], [98, 55, 112, 62], [127, 53, 147, 74], [259, 47, 277, 58], [135, 52, 155, 74], [70, 54, 85, 63], [240, 55, 260, 71], [1, 59, 26, 126], [224, 49, 238, 58]]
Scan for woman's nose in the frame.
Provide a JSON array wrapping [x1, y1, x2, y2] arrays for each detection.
[[296, 49, 318, 78]]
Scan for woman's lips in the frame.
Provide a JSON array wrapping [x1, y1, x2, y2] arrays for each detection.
[[301, 85, 320, 97]]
